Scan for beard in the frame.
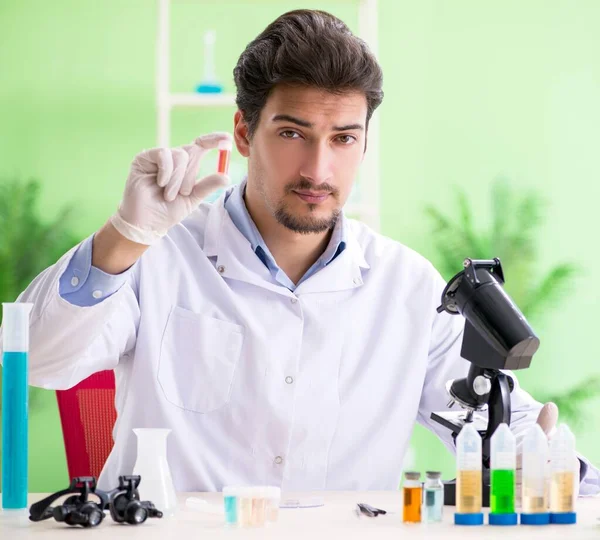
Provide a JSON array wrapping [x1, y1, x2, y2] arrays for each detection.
[[273, 178, 341, 234], [273, 204, 340, 234]]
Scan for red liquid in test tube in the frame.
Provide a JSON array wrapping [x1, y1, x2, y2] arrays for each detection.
[[217, 140, 232, 174]]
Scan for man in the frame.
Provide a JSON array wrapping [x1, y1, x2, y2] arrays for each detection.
[[2, 10, 598, 494]]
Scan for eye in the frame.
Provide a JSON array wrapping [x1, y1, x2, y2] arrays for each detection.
[[336, 134, 357, 145], [280, 130, 301, 139]]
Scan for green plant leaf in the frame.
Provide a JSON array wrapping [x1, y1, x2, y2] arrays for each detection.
[[520, 264, 579, 322], [537, 376, 600, 429], [0, 177, 81, 410]]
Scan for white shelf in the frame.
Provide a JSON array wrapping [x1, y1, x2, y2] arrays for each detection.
[[169, 93, 236, 108]]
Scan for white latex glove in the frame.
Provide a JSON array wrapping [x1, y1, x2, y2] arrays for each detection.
[[110, 132, 232, 245], [516, 402, 580, 505]]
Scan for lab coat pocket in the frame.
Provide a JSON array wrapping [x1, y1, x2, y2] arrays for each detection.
[[158, 306, 244, 413]]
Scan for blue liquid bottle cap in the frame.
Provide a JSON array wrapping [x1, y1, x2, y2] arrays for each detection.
[[454, 512, 484, 525], [550, 512, 577, 524], [520, 512, 550, 525], [488, 512, 518, 525]]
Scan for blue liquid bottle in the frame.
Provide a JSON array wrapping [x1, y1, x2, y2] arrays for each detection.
[[2, 302, 33, 510]]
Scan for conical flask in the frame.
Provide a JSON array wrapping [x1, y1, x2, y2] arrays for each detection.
[[132, 428, 178, 516]]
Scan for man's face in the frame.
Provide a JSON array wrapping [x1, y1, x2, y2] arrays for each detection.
[[239, 85, 368, 234]]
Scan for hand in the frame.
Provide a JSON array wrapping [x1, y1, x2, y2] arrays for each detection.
[[110, 132, 232, 245], [516, 402, 580, 504]]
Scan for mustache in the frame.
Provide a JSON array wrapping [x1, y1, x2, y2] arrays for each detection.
[[285, 179, 339, 196]]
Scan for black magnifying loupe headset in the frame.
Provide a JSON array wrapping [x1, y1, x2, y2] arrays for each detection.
[[29, 476, 108, 528], [29, 475, 162, 528]]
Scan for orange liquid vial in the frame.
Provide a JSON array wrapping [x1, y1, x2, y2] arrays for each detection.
[[402, 471, 422, 523]]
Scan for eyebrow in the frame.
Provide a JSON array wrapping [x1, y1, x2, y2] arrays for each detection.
[[271, 114, 364, 132]]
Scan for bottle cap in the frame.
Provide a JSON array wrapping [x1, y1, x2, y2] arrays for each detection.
[[489, 512, 518, 526], [520, 512, 550, 525], [425, 471, 441, 479], [222, 486, 238, 497], [218, 139, 233, 151], [550, 512, 577, 524], [404, 471, 421, 481], [454, 512, 484, 526]]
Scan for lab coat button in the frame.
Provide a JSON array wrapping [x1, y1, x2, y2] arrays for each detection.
[[353, 278, 361, 285], [92, 290, 103, 299], [274, 456, 283, 465], [285, 376, 294, 384], [217, 265, 226, 274], [290, 297, 298, 304], [70, 276, 79, 287]]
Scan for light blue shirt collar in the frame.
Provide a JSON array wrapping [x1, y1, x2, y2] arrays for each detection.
[[223, 179, 347, 291]]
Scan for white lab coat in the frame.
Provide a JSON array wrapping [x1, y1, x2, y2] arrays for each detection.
[[0, 195, 569, 492]]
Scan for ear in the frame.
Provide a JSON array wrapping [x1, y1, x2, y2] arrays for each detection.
[[234, 110, 251, 157]]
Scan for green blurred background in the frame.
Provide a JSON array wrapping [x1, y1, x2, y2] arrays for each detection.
[[1, 0, 599, 492]]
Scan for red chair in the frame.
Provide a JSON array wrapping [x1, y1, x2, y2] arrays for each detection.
[[55, 370, 117, 480]]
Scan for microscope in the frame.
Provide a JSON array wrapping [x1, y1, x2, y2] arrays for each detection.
[[430, 258, 540, 507]]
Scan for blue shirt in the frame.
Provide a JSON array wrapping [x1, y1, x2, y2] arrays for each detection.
[[59, 181, 347, 306]]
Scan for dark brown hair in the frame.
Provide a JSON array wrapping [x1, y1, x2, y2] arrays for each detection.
[[233, 9, 384, 137]]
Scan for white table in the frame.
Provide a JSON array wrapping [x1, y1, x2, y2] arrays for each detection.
[[2, 492, 599, 539]]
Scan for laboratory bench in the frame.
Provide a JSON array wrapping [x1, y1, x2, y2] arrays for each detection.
[[2, 491, 599, 539]]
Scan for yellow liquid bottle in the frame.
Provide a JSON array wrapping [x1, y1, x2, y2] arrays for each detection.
[[521, 424, 551, 524], [549, 424, 577, 525], [454, 423, 484, 526]]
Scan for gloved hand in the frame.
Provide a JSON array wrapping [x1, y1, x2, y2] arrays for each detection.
[[110, 132, 232, 245], [515, 402, 580, 505]]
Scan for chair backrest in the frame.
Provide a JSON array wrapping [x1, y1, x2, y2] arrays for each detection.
[[55, 370, 117, 480]]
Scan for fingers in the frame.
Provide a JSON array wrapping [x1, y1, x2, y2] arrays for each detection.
[[180, 132, 233, 197], [136, 132, 233, 202], [179, 144, 204, 197], [194, 132, 233, 152], [189, 173, 230, 205], [536, 402, 559, 437], [163, 148, 189, 202], [156, 148, 173, 188]]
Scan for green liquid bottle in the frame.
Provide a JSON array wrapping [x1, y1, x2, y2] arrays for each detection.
[[489, 424, 518, 526], [491, 469, 515, 513]]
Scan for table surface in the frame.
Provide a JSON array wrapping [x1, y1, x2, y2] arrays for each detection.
[[1, 492, 599, 539]]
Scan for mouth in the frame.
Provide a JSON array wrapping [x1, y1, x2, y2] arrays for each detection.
[[292, 190, 331, 204]]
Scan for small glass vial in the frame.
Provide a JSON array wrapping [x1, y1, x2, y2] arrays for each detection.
[[217, 139, 232, 175], [402, 471, 422, 523], [489, 423, 517, 525], [238, 487, 253, 528], [251, 486, 266, 527], [265, 486, 281, 523], [422, 471, 444, 523], [455, 423, 484, 525], [223, 486, 238, 527], [521, 423, 550, 525], [549, 424, 577, 524]]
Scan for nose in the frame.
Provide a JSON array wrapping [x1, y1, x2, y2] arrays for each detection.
[[298, 141, 333, 185]]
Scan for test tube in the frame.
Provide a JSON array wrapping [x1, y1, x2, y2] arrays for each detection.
[[238, 487, 253, 528], [251, 487, 266, 527], [217, 139, 232, 175], [1, 302, 33, 510], [222, 486, 238, 527], [402, 471, 422, 523], [549, 424, 577, 524], [489, 423, 517, 525], [265, 486, 281, 523], [454, 423, 484, 526], [520, 423, 550, 525], [422, 471, 444, 523]]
